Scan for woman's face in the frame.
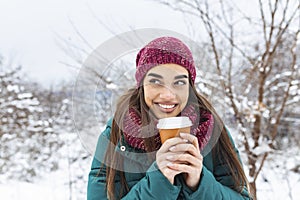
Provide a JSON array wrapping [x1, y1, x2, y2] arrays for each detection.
[[143, 63, 190, 119]]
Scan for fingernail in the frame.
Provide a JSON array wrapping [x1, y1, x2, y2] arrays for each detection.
[[167, 162, 174, 167], [180, 132, 187, 137], [169, 146, 175, 151], [166, 155, 174, 160], [182, 139, 188, 143]]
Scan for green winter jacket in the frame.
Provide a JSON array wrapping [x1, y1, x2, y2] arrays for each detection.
[[87, 119, 252, 200]]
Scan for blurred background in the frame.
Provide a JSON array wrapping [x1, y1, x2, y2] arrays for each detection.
[[0, 0, 299, 199]]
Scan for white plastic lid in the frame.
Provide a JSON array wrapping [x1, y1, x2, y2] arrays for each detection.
[[157, 117, 192, 129]]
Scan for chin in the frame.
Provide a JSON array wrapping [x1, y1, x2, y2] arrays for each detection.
[[153, 111, 180, 119]]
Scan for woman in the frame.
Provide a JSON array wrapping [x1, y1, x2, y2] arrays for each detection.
[[87, 36, 252, 199]]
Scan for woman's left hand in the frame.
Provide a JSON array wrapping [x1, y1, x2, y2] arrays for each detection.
[[166, 132, 203, 191]]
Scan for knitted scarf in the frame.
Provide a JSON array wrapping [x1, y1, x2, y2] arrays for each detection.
[[123, 105, 214, 151]]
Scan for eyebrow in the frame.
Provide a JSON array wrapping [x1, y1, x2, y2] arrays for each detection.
[[174, 75, 188, 80], [147, 73, 188, 80], [147, 73, 163, 79]]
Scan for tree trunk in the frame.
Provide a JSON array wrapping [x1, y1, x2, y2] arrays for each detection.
[[249, 181, 257, 200]]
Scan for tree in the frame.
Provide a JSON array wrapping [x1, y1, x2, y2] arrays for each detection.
[[152, 0, 300, 199], [0, 64, 62, 181], [0, 55, 91, 198]]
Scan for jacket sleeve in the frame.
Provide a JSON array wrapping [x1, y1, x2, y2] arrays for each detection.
[[181, 130, 252, 200], [87, 122, 112, 200], [87, 120, 182, 200]]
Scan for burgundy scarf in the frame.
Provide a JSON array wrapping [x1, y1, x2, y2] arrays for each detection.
[[123, 105, 214, 151]]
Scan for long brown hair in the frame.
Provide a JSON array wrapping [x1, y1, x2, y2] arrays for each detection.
[[103, 79, 250, 199]]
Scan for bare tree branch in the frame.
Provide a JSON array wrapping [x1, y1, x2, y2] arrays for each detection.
[[253, 152, 268, 182], [270, 29, 299, 142], [259, 0, 268, 44]]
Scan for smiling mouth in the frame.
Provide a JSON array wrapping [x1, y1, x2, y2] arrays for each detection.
[[158, 104, 176, 109], [155, 103, 178, 113]]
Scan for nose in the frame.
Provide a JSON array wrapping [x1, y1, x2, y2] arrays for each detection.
[[159, 86, 175, 99]]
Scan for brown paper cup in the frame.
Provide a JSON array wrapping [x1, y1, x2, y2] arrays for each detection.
[[157, 117, 192, 143]]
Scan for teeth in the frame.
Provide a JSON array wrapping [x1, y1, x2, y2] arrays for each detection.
[[159, 104, 176, 109]]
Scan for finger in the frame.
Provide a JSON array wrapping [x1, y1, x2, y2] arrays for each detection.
[[169, 143, 200, 158], [166, 153, 201, 167], [168, 159, 203, 175], [163, 166, 182, 177], [157, 152, 180, 166], [157, 151, 188, 171], [159, 163, 183, 184], [159, 137, 188, 153], [179, 132, 200, 150], [167, 162, 194, 173]]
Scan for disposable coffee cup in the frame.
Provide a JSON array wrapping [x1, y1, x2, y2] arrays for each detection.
[[157, 117, 193, 143]]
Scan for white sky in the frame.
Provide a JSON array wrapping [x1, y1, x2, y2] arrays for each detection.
[[0, 0, 190, 87], [1, 0, 297, 87]]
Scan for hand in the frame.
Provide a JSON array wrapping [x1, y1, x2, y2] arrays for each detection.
[[166, 133, 203, 191], [156, 137, 188, 184]]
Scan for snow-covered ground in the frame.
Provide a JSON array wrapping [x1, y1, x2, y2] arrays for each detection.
[[0, 170, 70, 200], [1, 129, 299, 200], [1, 159, 299, 200], [256, 163, 300, 199], [0, 131, 92, 200], [0, 156, 91, 200]]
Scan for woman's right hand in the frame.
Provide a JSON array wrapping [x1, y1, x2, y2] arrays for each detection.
[[156, 137, 188, 184]]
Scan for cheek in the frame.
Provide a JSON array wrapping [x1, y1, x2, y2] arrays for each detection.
[[178, 89, 189, 106], [143, 86, 156, 106]]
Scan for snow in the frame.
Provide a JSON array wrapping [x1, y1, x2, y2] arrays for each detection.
[[251, 143, 274, 156], [7, 85, 20, 93], [270, 118, 277, 124], [228, 128, 300, 200], [0, 12, 299, 199], [291, 80, 299, 85], [1, 148, 299, 200], [259, 67, 264, 72], [262, 110, 270, 118], [0, 132, 92, 200], [18, 93, 33, 99], [7, 108, 13, 113], [44, 127, 54, 132], [106, 83, 118, 89], [256, 150, 300, 200], [0, 171, 69, 200]]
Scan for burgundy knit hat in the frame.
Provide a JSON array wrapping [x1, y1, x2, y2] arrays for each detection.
[[135, 36, 196, 87]]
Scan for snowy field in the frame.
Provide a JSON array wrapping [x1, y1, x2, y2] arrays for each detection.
[[1, 158, 299, 200], [0, 158, 91, 200], [0, 173, 70, 200], [1, 129, 299, 200]]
